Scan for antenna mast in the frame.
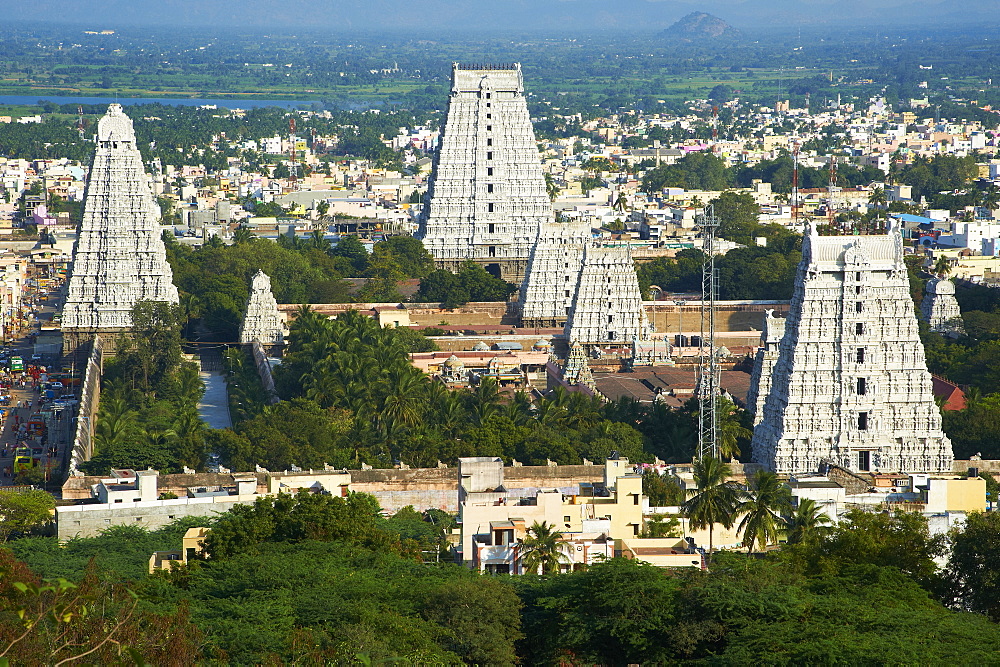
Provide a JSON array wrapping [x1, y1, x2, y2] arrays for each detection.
[[697, 204, 720, 460], [792, 140, 800, 228], [77, 105, 85, 139], [827, 156, 837, 231], [289, 116, 298, 187]]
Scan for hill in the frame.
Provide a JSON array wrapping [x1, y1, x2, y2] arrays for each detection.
[[661, 12, 735, 39]]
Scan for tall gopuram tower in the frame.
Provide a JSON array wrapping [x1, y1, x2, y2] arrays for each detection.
[[62, 104, 178, 355], [417, 63, 553, 283], [563, 244, 649, 344], [519, 220, 591, 328], [750, 223, 953, 474]]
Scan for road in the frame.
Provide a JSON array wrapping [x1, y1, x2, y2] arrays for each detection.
[[0, 279, 71, 488]]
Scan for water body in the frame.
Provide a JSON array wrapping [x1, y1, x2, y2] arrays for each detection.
[[0, 94, 320, 109]]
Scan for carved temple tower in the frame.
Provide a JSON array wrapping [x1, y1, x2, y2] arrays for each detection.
[[563, 244, 649, 344], [519, 221, 591, 328], [920, 277, 964, 335], [750, 224, 953, 474], [239, 270, 285, 353], [62, 104, 178, 355], [417, 63, 553, 283], [746, 309, 786, 426]]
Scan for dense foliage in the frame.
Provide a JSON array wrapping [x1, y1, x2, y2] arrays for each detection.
[[8, 499, 1000, 664]]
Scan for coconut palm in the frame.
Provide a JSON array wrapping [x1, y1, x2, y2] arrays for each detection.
[[232, 227, 254, 244], [737, 470, 793, 553], [782, 498, 832, 545], [519, 521, 572, 575], [681, 455, 744, 563], [716, 396, 752, 461], [933, 255, 952, 278], [613, 192, 629, 215]]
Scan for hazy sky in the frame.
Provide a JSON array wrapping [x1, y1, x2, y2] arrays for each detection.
[[8, 0, 1000, 31]]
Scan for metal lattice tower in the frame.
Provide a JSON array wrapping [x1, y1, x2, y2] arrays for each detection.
[[697, 205, 720, 460]]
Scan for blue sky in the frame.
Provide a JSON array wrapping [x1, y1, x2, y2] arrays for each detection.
[[8, 0, 1000, 31]]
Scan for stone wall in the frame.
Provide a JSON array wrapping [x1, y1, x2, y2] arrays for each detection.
[[67, 337, 103, 476], [250, 341, 280, 405], [278, 302, 516, 327], [61, 464, 607, 514], [57, 493, 259, 540]]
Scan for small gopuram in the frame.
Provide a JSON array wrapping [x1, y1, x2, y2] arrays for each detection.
[[746, 309, 785, 426], [62, 104, 178, 355], [519, 221, 591, 328], [563, 244, 649, 344], [750, 223, 953, 474], [239, 270, 285, 353], [920, 277, 964, 335], [417, 63, 554, 283]]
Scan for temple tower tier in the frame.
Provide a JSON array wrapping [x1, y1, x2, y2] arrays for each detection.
[[920, 277, 964, 336], [416, 63, 554, 284], [564, 244, 649, 344], [749, 224, 953, 474], [62, 104, 179, 356], [239, 270, 286, 354], [519, 221, 591, 328]]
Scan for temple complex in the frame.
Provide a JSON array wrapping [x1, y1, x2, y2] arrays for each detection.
[[239, 270, 285, 353], [62, 104, 178, 355], [920, 277, 964, 336], [519, 221, 591, 328], [417, 63, 553, 283], [563, 244, 650, 344], [750, 224, 953, 474]]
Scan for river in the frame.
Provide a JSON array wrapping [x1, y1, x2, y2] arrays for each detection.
[[0, 94, 320, 109]]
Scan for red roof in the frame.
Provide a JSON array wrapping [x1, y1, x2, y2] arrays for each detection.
[[931, 376, 966, 411]]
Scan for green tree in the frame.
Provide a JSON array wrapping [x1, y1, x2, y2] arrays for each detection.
[[375, 236, 434, 279], [331, 234, 369, 275], [519, 521, 571, 575], [782, 498, 831, 545], [114, 300, 183, 395], [0, 490, 55, 542], [710, 191, 760, 244], [942, 511, 1000, 620], [681, 456, 744, 562], [737, 470, 792, 553]]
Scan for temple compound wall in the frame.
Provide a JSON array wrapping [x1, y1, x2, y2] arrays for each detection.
[[417, 63, 554, 283], [750, 224, 953, 474]]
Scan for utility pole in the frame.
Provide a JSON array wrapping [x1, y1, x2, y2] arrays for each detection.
[[697, 205, 719, 460], [288, 116, 298, 187]]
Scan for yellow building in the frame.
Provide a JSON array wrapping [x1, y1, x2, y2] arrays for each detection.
[[458, 456, 644, 573]]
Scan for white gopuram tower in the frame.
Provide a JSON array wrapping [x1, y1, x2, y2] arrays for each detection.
[[519, 221, 591, 328], [746, 309, 786, 426], [920, 277, 964, 335], [564, 244, 649, 344], [239, 270, 285, 352], [417, 63, 553, 283], [750, 223, 953, 474], [62, 104, 178, 355]]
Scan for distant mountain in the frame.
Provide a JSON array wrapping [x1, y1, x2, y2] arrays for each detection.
[[661, 12, 735, 39]]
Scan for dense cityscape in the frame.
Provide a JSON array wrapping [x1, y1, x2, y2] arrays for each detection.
[[1, 10, 1000, 664]]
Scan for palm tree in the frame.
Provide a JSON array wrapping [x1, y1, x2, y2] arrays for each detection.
[[933, 255, 952, 278], [716, 396, 752, 461], [519, 521, 572, 575], [681, 456, 744, 563], [737, 470, 793, 553], [232, 227, 254, 244], [613, 192, 629, 215], [782, 498, 831, 545]]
